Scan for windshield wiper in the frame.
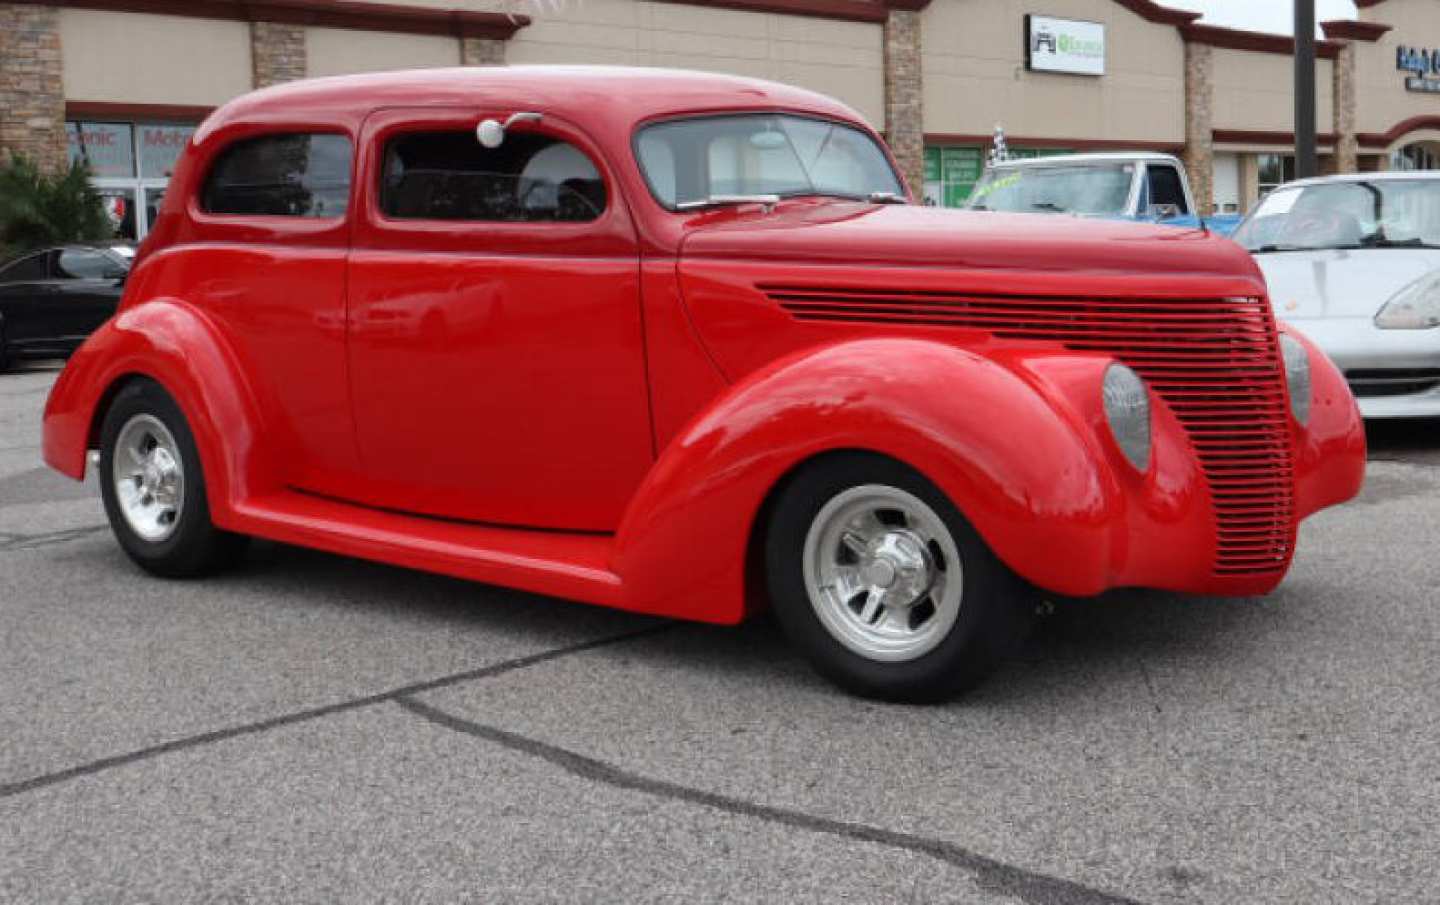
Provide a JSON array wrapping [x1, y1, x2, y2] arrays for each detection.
[[1361, 235, 1440, 249], [675, 194, 781, 211], [867, 191, 907, 204], [1249, 244, 1312, 254], [1031, 201, 1067, 212]]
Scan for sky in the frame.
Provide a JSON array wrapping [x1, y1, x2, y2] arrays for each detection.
[[1158, 0, 1360, 35]]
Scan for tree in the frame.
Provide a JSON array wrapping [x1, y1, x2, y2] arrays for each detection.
[[0, 154, 113, 261]]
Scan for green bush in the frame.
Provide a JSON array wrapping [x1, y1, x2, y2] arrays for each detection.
[[0, 154, 114, 261]]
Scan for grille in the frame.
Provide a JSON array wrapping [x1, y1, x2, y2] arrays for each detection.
[[764, 284, 1295, 578], [1345, 368, 1440, 398]]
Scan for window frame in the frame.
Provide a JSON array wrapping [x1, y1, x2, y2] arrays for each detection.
[[352, 107, 636, 260], [630, 110, 905, 213]]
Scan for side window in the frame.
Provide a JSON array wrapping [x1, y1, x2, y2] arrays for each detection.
[[381, 131, 605, 223], [1147, 165, 1189, 215], [0, 253, 50, 283], [56, 249, 124, 280], [201, 133, 352, 218]]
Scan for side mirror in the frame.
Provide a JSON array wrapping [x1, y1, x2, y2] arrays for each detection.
[[476, 111, 544, 149]]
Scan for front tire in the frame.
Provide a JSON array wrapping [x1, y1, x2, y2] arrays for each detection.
[[766, 453, 1034, 703], [98, 379, 247, 577]]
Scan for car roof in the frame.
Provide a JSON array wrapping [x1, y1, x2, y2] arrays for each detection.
[[1272, 171, 1440, 190], [198, 65, 867, 141], [987, 151, 1181, 169]]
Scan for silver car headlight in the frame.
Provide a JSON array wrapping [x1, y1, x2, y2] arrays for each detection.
[[1375, 271, 1440, 329], [1102, 363, 1151, 471], [1279, 333, 1311, 425]]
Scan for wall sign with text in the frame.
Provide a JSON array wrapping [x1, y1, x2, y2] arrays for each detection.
[[1026, 15, 1105, 76], [1396, 45, 1440, 93]]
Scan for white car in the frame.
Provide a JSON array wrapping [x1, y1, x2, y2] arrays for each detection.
[[1233, 172, 1440, 418]]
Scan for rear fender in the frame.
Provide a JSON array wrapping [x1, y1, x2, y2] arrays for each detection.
[[42, 298, 272, 526], [611, 338, 1124, 624]]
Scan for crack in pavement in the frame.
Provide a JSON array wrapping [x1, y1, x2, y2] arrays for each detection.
[[395, 696, 1146, 905], [0, 623, 672, 799], [0, 524, 108, 553]]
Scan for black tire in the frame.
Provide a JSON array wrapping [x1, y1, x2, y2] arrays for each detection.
[[765, 452, 1035, 703], [98, 378, 248, 577]]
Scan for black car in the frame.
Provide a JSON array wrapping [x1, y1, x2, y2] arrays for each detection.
[[0, 244, 130, 372]]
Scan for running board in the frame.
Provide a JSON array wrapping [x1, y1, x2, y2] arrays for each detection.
[[226, 490, 624, 607]]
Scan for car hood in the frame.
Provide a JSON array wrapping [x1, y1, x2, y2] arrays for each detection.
[[678, 200, 1262, 285], [1253, 247, 1440, 319]]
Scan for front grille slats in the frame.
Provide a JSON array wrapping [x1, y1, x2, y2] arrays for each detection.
[[764, 283, 1295, 578]]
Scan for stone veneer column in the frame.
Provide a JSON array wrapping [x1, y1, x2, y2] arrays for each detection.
[[1333, 42, 1358, 174], [461, 36, 506, 66], [251, 21, 307, 88], [883, 7, 924, 197], [1182, 40, 1214, 216], [0, 3, 68, 173]]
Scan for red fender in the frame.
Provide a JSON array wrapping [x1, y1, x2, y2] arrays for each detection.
[[610, 338, 1130, 624], [1282, 323, 1367, 519], [42, 298, 273, 527]]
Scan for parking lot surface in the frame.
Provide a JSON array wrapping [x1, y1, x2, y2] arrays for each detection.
[[2, 362, 1438, 904]]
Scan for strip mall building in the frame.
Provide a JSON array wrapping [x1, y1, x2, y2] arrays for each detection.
[[2, 0, 1438, 238]]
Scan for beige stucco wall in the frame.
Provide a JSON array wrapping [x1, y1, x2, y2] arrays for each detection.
[[1210, 47, 1333, 134], [58, 9, 252, 106], [921, 0, 1186, 142], [502, 0, 884, 127], [1355, 0, 1440, 144], [306, 27, 462, 78]]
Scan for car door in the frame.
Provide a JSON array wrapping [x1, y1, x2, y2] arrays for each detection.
[[0, 250, 55, 350], [346, 107, 651, 532], [50, 247, 126, 345]]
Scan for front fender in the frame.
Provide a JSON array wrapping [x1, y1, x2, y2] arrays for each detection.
[[611, 338, 1134, 624], [42, 298, 272, 525]]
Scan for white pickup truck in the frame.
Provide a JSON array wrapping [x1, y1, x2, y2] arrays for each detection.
[[962, 152, 1241, 235]]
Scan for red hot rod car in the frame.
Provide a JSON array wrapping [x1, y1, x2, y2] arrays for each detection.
[[43, 67, 1365, 701]]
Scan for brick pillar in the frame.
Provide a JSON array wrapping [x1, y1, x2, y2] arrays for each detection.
[[883, 7, 924, 198], [0, 3, 68, 173], [1182, 40, 1214, 216], [251, 21, 306, 88], [1333, 43, 1358, 174], [461, 37, 506, 66]]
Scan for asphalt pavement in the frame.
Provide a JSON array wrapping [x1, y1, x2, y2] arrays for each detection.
[[2, 362, 1437, 904]]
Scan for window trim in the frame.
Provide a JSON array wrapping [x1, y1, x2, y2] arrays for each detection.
[[194, 129, 356, 222], [375, 127, 610, 226], [630, 109, 904, 213]]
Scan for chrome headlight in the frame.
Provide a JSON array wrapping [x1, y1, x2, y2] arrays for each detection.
[[1102, 363, 1151, 471], [1376, 271, 1440, 329], [1279, 333, 1311, 425]]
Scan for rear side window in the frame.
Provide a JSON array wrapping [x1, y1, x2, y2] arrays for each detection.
[[201, 133, 352, 218], [56, 248, 126, 280], [381, 131, 605, 223], [0, 253, 49, 283]]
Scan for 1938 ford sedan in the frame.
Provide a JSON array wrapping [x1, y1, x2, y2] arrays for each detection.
[[43, 67, 1365, 701]]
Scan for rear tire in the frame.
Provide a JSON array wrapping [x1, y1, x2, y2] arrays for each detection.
[[98, 379, 248, 577], [766, 453, 1034, 703]]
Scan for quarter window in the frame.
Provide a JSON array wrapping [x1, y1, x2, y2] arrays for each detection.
[[380, 131, 605, 223], [201, 133, 353, 218]]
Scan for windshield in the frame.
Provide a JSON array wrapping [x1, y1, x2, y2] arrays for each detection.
[[635, 114, 903, 209], [1233, 179, 1440, 251], [964, 164, 1134, 215]]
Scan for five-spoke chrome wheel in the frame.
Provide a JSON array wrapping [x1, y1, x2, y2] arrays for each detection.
[[111, 413, 185, 543], [802, 484, 963, 662]]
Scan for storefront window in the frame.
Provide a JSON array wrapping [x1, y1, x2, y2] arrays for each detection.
[[923, 146, 1073, 208], [1390, 144, 1438, 171], [1257, 153, 1296, 198], [66, 120, 197, 240]]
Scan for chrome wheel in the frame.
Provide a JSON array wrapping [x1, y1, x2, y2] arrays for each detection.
[[802, 484, 963, 662], [111, 413, 185, 543]]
